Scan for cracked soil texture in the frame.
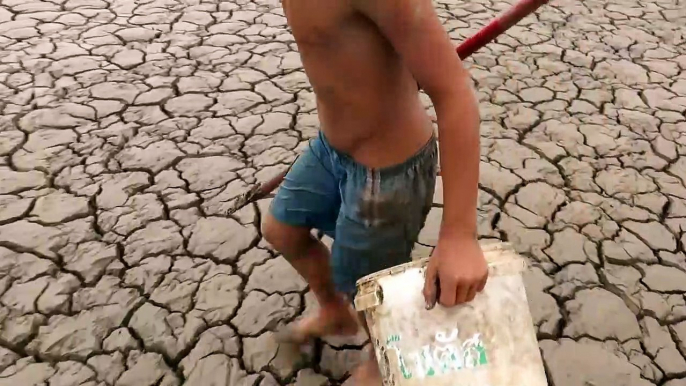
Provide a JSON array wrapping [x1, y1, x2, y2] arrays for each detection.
[[0, 0, 685, 384]]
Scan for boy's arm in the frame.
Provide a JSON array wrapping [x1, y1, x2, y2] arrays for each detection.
[[351, 0, 487, 307]]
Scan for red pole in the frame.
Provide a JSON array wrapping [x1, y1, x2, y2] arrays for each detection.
[[456, 0, 550, 59], [227, 0, 550, 215]]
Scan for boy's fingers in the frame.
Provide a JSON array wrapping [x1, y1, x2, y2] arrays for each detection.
[[477, 275, 488, 292], [465, 285, 478, 303], [438, 279, 457, 307], [454, 282, 470, 305], [423, 265, 438, 310]]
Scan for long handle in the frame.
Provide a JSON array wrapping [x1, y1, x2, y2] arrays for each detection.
[[456, 0, 550, 59], [226, 0, 550, 215]]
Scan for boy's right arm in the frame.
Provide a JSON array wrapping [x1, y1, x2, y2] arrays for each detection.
[[351, 0, 487, 307]]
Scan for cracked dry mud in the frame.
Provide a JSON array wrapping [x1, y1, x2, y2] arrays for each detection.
[[0, 0, 685, 385]]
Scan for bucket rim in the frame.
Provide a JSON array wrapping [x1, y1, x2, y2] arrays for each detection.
[[355, 241, 523, 288]]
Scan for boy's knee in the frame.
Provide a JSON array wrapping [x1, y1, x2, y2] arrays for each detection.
[[262, 214, 312, 256], [261, 214, 283, 249]]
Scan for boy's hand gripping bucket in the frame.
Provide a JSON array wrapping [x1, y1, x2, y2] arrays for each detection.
[[354, 242, 547, 386]]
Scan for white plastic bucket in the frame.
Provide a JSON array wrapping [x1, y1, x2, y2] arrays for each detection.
[[354, 242, 547, 386]]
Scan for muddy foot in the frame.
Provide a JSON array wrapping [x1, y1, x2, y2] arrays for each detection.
[[275, 301, 360, 345]]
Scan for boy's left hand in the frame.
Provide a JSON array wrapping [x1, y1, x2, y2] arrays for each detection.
[[423, 233, 488, 309]]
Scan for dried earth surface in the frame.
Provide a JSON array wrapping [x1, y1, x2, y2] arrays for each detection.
[[0, 0, 685, 385]]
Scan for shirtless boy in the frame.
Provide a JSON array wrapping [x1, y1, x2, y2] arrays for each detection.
[[262, 0, 488, 383]]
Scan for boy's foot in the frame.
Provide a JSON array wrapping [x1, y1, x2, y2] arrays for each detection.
[[275, 301, 360, 345], [346, 358, 383, 386]]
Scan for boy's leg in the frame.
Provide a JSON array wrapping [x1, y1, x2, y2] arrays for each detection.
[[263, 215, 359, 340], [262, 138, 359, 342]]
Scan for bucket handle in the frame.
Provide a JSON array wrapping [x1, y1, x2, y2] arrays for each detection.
[[354, 284, 384, 311]]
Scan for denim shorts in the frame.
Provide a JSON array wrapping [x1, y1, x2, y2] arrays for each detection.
[[269, 131, 438, 298]]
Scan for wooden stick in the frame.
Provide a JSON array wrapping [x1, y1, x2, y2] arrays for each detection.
[[456, 0, 550, 59]]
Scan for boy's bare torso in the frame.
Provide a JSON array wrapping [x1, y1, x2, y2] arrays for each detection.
[[283, 0, 434, 168]]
